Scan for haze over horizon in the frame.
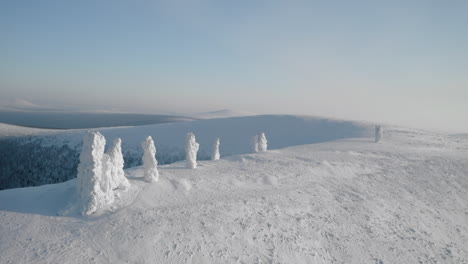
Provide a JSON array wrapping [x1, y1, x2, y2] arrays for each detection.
[[1, 1, 467, 132]]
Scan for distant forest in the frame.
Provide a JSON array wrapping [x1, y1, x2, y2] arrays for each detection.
[[0, 137, 209, 190]]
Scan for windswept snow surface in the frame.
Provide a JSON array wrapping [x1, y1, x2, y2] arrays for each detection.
[[1, 127, 468, 263]]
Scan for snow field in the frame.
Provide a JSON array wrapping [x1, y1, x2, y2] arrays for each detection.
[[0, 126, 467, 263]]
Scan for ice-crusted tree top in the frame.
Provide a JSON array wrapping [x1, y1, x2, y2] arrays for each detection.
[[107, 137, 130, 190], [142, 136, 159, 182], [76, 131, 107, 215], [186, 133, 199, 169], [142, 136, 156, 156], [108, 138, 123, 165], [79, 131, 106, 166], [258, 132, 268, 152], [186, 133, 199, 150], [211, 137, 220, 160]]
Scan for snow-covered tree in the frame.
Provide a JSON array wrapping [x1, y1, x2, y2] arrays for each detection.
[[186, 133, 200, 169], [76, 131, 111, 215], [141, 136, 159, 183], [106, 138, 130, 190], [100, 153, 115, 205], [375, 125, 384, 143], [211, 137, 220, 160], [258, 132, 268, 152], [251, 135, 259, 153]]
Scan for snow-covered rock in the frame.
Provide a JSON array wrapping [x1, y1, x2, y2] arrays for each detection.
[[141, 136, 159, 183], [186, 133, 200, 169]]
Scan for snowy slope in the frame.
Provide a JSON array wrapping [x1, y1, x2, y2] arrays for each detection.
[[0, 126, 467, 263], [40, 115, 372, 160], [0, 115, 371, 190], [0, 123, 59, 138]]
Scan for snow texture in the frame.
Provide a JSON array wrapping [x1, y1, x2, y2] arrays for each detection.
[[76, 131, 112, 215], [375, 125, 384, 143], [1, 125, 468, 263], [106, 138, 130, 190], [141, 136, 159, 183], [251, 134, 259, 153], [100, 154, 115, 205], [186, 133, 200, 169], [258, 132, 268, 152], [211, 137, 220, 160]]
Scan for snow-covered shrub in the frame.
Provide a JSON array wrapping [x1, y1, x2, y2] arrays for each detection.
[[106, 138, 130, 190], [186, 133, 200, 169], [251, 135, 259, 153], [258, 132, 268, 152], [76, 131, 113, 215], [211, 137, 220, 161], [141, 136, 159, 183], [375, 125, 383, 143]]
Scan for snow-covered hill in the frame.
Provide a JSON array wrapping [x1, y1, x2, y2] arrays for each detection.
[[41, 115, 371, 160], [0, 126, 467, 263], [0, 115, 371, 190], [192, 109, 252, 119]]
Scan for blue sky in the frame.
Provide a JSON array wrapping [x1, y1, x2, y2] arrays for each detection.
[[1, 0, 467, 132]]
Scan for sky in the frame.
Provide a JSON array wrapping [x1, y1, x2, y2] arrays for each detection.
[[1, 0, 467, 132]]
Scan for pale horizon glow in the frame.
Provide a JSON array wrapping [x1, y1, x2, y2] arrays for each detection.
[[1, 1, 467, 133]]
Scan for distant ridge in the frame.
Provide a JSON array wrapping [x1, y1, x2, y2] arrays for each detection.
[[193, 109, 253, 119]]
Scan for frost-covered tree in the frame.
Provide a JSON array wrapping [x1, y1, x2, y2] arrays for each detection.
[[211, 137, 220, 160], [251, 135, 259, 153], [106, 138, 130, 190], [100, 154, 115, 205], [186, 133, 200, 169], [141, 136, 159, 183], [76, 131, 112, 215], [258, 132, 268, 152], [375, 125, 384, 143]]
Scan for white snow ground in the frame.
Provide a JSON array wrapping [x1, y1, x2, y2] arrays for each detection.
[[0, 126, 467, 263], [0, 123, 59, 138]]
